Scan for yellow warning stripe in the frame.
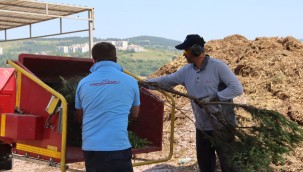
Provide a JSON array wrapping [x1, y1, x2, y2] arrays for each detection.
[[16, 71, 22, 109], [16, 143, 61, 159], [0, 114, 6, 137]]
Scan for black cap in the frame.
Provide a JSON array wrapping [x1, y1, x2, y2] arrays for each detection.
[[175, 34, 206, 50]]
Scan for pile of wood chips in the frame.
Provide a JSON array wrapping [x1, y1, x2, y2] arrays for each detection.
[[146, 35, 303, 171]]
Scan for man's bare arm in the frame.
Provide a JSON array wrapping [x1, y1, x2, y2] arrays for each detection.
[[75, 109, 83, 124], [129, 106, 140, 119]]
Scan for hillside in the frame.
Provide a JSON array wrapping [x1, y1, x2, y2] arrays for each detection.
[[0, 36, 179, 56], [126, 35, 181, 50], [0, 36, 181, 76]]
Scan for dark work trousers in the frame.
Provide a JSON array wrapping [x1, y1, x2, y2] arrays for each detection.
[[196, 129, 237, 172], [83, 148, 133, 172]]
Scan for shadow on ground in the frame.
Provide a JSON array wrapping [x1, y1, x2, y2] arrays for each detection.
[[141, 163, 199, 172]]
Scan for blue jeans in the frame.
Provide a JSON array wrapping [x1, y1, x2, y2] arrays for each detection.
[[196, 129, 236, 172], [83, 148, 133, 172]]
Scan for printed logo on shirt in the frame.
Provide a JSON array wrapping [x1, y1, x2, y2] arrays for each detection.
[[90, 80, 120, 86]]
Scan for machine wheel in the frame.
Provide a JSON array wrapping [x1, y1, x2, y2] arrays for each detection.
[[0, 142, 12, 170]]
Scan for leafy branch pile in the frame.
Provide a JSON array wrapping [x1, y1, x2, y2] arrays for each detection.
[[54, 76, 151, 149], [139, 81, 303, 172], [222, 105, 303, 171], [128, 131, 152, 149]]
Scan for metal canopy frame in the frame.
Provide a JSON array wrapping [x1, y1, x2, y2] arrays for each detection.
[[0, 0, 94, 56]]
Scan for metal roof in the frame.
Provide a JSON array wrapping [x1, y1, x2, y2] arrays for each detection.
[[0, 0, 94, 42]]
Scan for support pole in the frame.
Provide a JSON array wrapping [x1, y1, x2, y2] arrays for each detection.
[[88, 9, 94, 58]]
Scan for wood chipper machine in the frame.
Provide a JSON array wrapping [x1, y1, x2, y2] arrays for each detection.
[[0, 54, 176, 171]]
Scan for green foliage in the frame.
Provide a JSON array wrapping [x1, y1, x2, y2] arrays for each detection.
[[225, 107, 303, 172], [57, 76, 83, 104], [119, 57, 169, 76], [128, 131, 152, 149], [55, 75, 87, 146], [116, 47, 177, 76], [203, 105, 303, 172]]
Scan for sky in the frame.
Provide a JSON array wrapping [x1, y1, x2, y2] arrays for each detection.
[[4, 0, 303, 42]]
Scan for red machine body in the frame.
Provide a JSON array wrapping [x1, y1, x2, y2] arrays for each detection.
[[0, 68, 16, 114], [0, 54, 164, 165]]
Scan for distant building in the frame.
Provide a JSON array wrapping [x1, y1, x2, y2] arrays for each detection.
[[128, 44, 145, 52], [58, 43, 89, 54], [69, 46, 77, 53], [58, 41, 144, 54], [102, 41, 129, 50], [99, 41, 145, 52], [0, 47, 3, 55], [58, 46, 69, 53], [80, 43, 89, 53]]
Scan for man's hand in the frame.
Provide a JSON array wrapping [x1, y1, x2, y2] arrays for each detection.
[[138, 80, 161, 90], [196, 94, 221, 114], [198, 93, 219, 102], [198, 93, 218, 103]]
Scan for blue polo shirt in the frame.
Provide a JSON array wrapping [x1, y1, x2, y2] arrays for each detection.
[[75, 61, 140, 151]]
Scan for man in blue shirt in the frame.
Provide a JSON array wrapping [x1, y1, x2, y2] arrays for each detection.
[[75, 42, 140, 172], [148, 34, 243, 172]]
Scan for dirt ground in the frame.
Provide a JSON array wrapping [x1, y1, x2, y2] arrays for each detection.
[[6, 35, 303, 171]]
